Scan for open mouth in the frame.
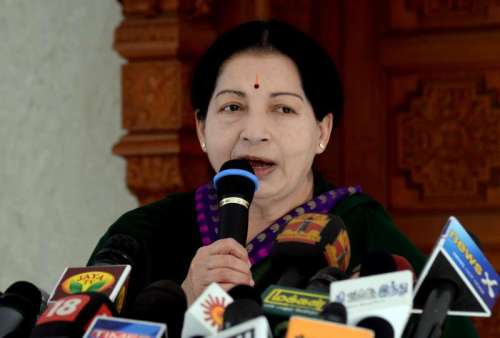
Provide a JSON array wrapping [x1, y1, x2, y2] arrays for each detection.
[[238, 156, 276, 176]]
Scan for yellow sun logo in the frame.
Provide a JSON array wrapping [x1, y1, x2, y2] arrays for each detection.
[[201, 295, 227, 329]]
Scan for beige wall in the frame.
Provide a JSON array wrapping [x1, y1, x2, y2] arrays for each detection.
[[0, 0, 136, 292]]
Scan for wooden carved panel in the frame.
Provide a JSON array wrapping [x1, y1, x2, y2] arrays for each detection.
[[389, 73, 500, 210], [390, 0, 500, 29], [122, 61, 182, 131], [127, 155, 183, 205]]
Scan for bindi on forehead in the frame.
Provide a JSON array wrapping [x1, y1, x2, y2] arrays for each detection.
[[254, 74, 260, 89]]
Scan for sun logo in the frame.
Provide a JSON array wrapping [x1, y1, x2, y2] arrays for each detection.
[[201, 295, 227, 329]]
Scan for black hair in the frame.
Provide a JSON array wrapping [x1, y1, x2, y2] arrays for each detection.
[[190, 20, 343, 128]]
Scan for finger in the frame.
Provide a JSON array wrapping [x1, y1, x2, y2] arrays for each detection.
[[207, 238, 250, 262], [207, 268, 254, 286], [219, 283, 237, 292], [207, 254, 252, 275]]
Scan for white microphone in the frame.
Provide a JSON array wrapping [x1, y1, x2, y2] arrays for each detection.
[[330, 270, 413, 338], [207, 316, 271, 338], [181, 283, 233, 338]]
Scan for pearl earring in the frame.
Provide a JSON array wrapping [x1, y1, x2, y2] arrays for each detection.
[[319, 143, 325, 150], [201, 142, 206, 151]]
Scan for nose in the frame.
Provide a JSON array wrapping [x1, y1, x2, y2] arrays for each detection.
[[240, 111, 270, 145]]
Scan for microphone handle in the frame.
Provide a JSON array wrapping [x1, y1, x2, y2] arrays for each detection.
[[219, 203, 248, 247], [412, 280, 457, 338]]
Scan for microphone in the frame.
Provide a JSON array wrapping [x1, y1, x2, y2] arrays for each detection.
[[82, 316, 166, 338], [412, 216, 500, 338], [306, 266, 348, 292], [47, 265, 131, 313], [0, 281, 43, 338], [319, 301, 348, 324], [181, 282, 234, 338], [213, 159, 259, 246], [222, 284, 263, 330], [30, 292, 118, 338], [357, 316, 394, 338], [359, 251, 416, 281], [222, 299, 263, 330], [330, 270, 413, 338], [285, 315, 374, 338], [125, 279, 187, 338], [270, 213, 351, 288], [88, 233, 150, 310], [206, 316, 271, 338]]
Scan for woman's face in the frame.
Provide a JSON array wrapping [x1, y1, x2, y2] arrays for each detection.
[[196, 52, 332, 202]]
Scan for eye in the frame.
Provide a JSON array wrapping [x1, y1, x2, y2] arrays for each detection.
[[275, 105, 296, 114], [220, 103, 242, 112]]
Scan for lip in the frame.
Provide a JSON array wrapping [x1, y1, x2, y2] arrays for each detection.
[[234, 155, 276, 178]]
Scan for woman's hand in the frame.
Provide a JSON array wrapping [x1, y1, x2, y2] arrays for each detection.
[[181, 238, 254, 305]]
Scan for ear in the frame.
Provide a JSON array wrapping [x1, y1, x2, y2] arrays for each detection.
[[195, 112, 206, 152], [316, 113, 334, 154]]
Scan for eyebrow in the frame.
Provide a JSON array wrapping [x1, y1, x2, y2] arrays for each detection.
[[215, 89, 304, 101]]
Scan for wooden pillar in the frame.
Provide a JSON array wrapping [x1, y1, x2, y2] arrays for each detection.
[[113, 0, 216, 204]]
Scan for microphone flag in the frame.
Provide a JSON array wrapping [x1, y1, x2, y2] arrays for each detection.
[[83, 316, 166, 338], [286, 315, 374, 338], [330, 270, 413, 338], [262, 285, 329, 318], [48, 265, 131, 313], [413, 216, 500, 316], [206, 316, 272, 338], [181, 282, 234, 338]]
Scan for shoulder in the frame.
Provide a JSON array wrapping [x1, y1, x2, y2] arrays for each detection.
[[111, 191, 196, 235], [91, 190, 199, 256], [331, 190, 427, 273]]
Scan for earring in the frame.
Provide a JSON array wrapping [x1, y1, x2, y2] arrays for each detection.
[[201, 142, 206, 151], [319, 143, 325, 150]]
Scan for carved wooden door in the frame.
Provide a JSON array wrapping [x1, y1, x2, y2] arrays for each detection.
[[338, 1, 500, 335], [113, 0, 499, 335]]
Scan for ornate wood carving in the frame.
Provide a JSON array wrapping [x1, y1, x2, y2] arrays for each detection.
[[114, 0, 216, 204], [389, 74, 500, 210], [122, 61, 182, 131], [390, 0, 500, 29]]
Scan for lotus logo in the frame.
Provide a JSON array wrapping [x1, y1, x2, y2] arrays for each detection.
[[201, 295, 227, 329]]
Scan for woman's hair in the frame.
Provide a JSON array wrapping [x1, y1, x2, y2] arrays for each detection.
[[190, 20, 343, 128]]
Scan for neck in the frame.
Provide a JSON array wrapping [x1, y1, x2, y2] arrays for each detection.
[[246, 171, 314, 243]]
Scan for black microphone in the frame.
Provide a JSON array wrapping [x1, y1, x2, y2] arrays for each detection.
[[125, 279, 187, 338], [319, 302, 347, 324], [357, 316, 394, 338], [306, 266, 348, 292], [412, 217, 500, 338], [88, 233, 150, 310], [222, 285, 263, 330], [88, 234, 141, 267], [213, 159, 259, 246], [270, 214, 350, 288], [30, 292, 118, 338], [359, 250, 416, 281], [0, 281, 42, 338]]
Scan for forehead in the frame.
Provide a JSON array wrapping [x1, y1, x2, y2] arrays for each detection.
[[215, 52, 303, 92]]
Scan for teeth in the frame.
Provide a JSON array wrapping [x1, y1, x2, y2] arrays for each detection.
[[249, 160, 272, 168]]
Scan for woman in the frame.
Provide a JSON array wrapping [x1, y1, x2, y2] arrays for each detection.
[[89, 20, 478, 337]]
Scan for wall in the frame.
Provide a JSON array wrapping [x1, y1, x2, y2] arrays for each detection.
[[0, 0, 136, 293]]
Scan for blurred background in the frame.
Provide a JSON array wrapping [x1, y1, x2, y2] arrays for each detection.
[[1, 0, 499, 335]]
